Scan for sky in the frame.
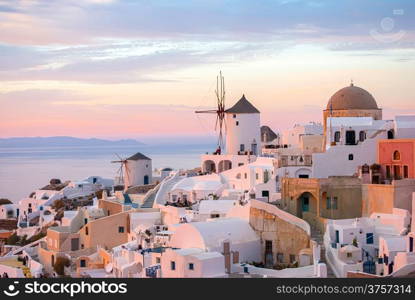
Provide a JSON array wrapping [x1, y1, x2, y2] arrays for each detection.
[[0, 0, 414, 141]]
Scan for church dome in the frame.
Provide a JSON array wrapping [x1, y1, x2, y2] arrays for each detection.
[[327, 84, 378, 110]]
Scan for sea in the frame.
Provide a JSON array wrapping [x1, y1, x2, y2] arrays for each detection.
[[0, 143, 213, 203]]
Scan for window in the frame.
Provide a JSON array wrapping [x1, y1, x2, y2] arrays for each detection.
[[188, 263, 194, 270], [210, 214, 220, 218], [264, 170, 269, 183], [156, 257, 161, 264], [238, 163, 244, 167], [332, 197, 338, 209], [118, 226, 125, 233], [347, 252, 352, 258], [233, 114, 236, 118], [236, 173, 241, 179], [326, 197, 331, 209], [393, 151, 401, 161], [240, 144, 245, 152], [359, 131, 366, 142], [236, 121, 239, 126], [80, 259, 86, 268], [348, 154, 354, 160], [256, 173, 259, 180], [366, 233, 374, 244], [244, 173, 247, 179], [386, 166, 391, 179], [84, 218, 88, 225], [404, 166, 409, 178], [170, 261, 176, 270], [276, 253, 284, 263], [85, 226, 89, 235], [334, 131, 341, 143]]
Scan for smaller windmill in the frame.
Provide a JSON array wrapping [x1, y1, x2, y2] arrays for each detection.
[[111, 154, 130, 188], [195, 71, 226, 150]]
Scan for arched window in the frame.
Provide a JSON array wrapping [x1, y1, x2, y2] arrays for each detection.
[[393, 151, 401, 161], [388, 130, 394, 140], [359, 131, 366, 142], [348, 154, 354, 161], [236, 173, 241, 179]]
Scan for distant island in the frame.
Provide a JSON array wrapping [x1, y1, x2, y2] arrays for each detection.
[[0, 136, 145, 147]]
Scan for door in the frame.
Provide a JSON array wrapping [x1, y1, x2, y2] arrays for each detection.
[[335, 230, 340, 244], [71, 238, 79, 251], [262, 190, 269, 201], [302, 196, 309, 212], [363, 261, 376, 274], [264, 240, 273, 268], [345, 131, 356, 145], [388, 262, 394, 275], [144, 175, 149, 185], [410, 237, 414, 252]]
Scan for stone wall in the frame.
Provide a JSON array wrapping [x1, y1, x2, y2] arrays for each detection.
[[249, 201, 310, 266]]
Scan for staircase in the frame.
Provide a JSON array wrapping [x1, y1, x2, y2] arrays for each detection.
[[154, 172, 183, 206], [141, 186, 159, 208], [311, 228, 336, 278]]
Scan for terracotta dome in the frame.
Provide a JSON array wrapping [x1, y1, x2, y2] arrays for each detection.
[[327, 84, 378, 110]]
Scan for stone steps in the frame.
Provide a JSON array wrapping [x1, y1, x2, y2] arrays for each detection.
[[311, 229, 336, 278]]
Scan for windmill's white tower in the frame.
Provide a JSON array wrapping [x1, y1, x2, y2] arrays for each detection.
[[225, 95, 261, 155], [124, 152, 152, 189]]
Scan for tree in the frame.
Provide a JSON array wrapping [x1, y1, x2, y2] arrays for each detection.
[[53, 257, 71, 276]]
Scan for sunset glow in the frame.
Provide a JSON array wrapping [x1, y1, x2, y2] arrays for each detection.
[[1, 0, 415, 139]]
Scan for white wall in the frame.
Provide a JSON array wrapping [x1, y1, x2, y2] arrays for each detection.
[[225, 112, 261, 155], [125, 159, 152, 188], [281, 123, 323, 148], [312, 138, 379, 178]]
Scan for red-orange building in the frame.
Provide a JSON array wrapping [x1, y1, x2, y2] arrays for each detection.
[[378, 139, 415, 180]]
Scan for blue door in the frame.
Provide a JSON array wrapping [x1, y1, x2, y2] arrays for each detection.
[[335, 230, 340, 244], [302, 196, 309, 212], [363, 261, 376, 274], [144, 175, 149, 185]]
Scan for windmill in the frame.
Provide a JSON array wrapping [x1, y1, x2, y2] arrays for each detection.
[[195, 71, 226, 150], [111, 154, 130, 188]]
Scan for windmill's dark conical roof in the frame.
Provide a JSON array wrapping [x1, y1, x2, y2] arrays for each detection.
[[126, 152, 151, 161], [225, 94, 260, 114]]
